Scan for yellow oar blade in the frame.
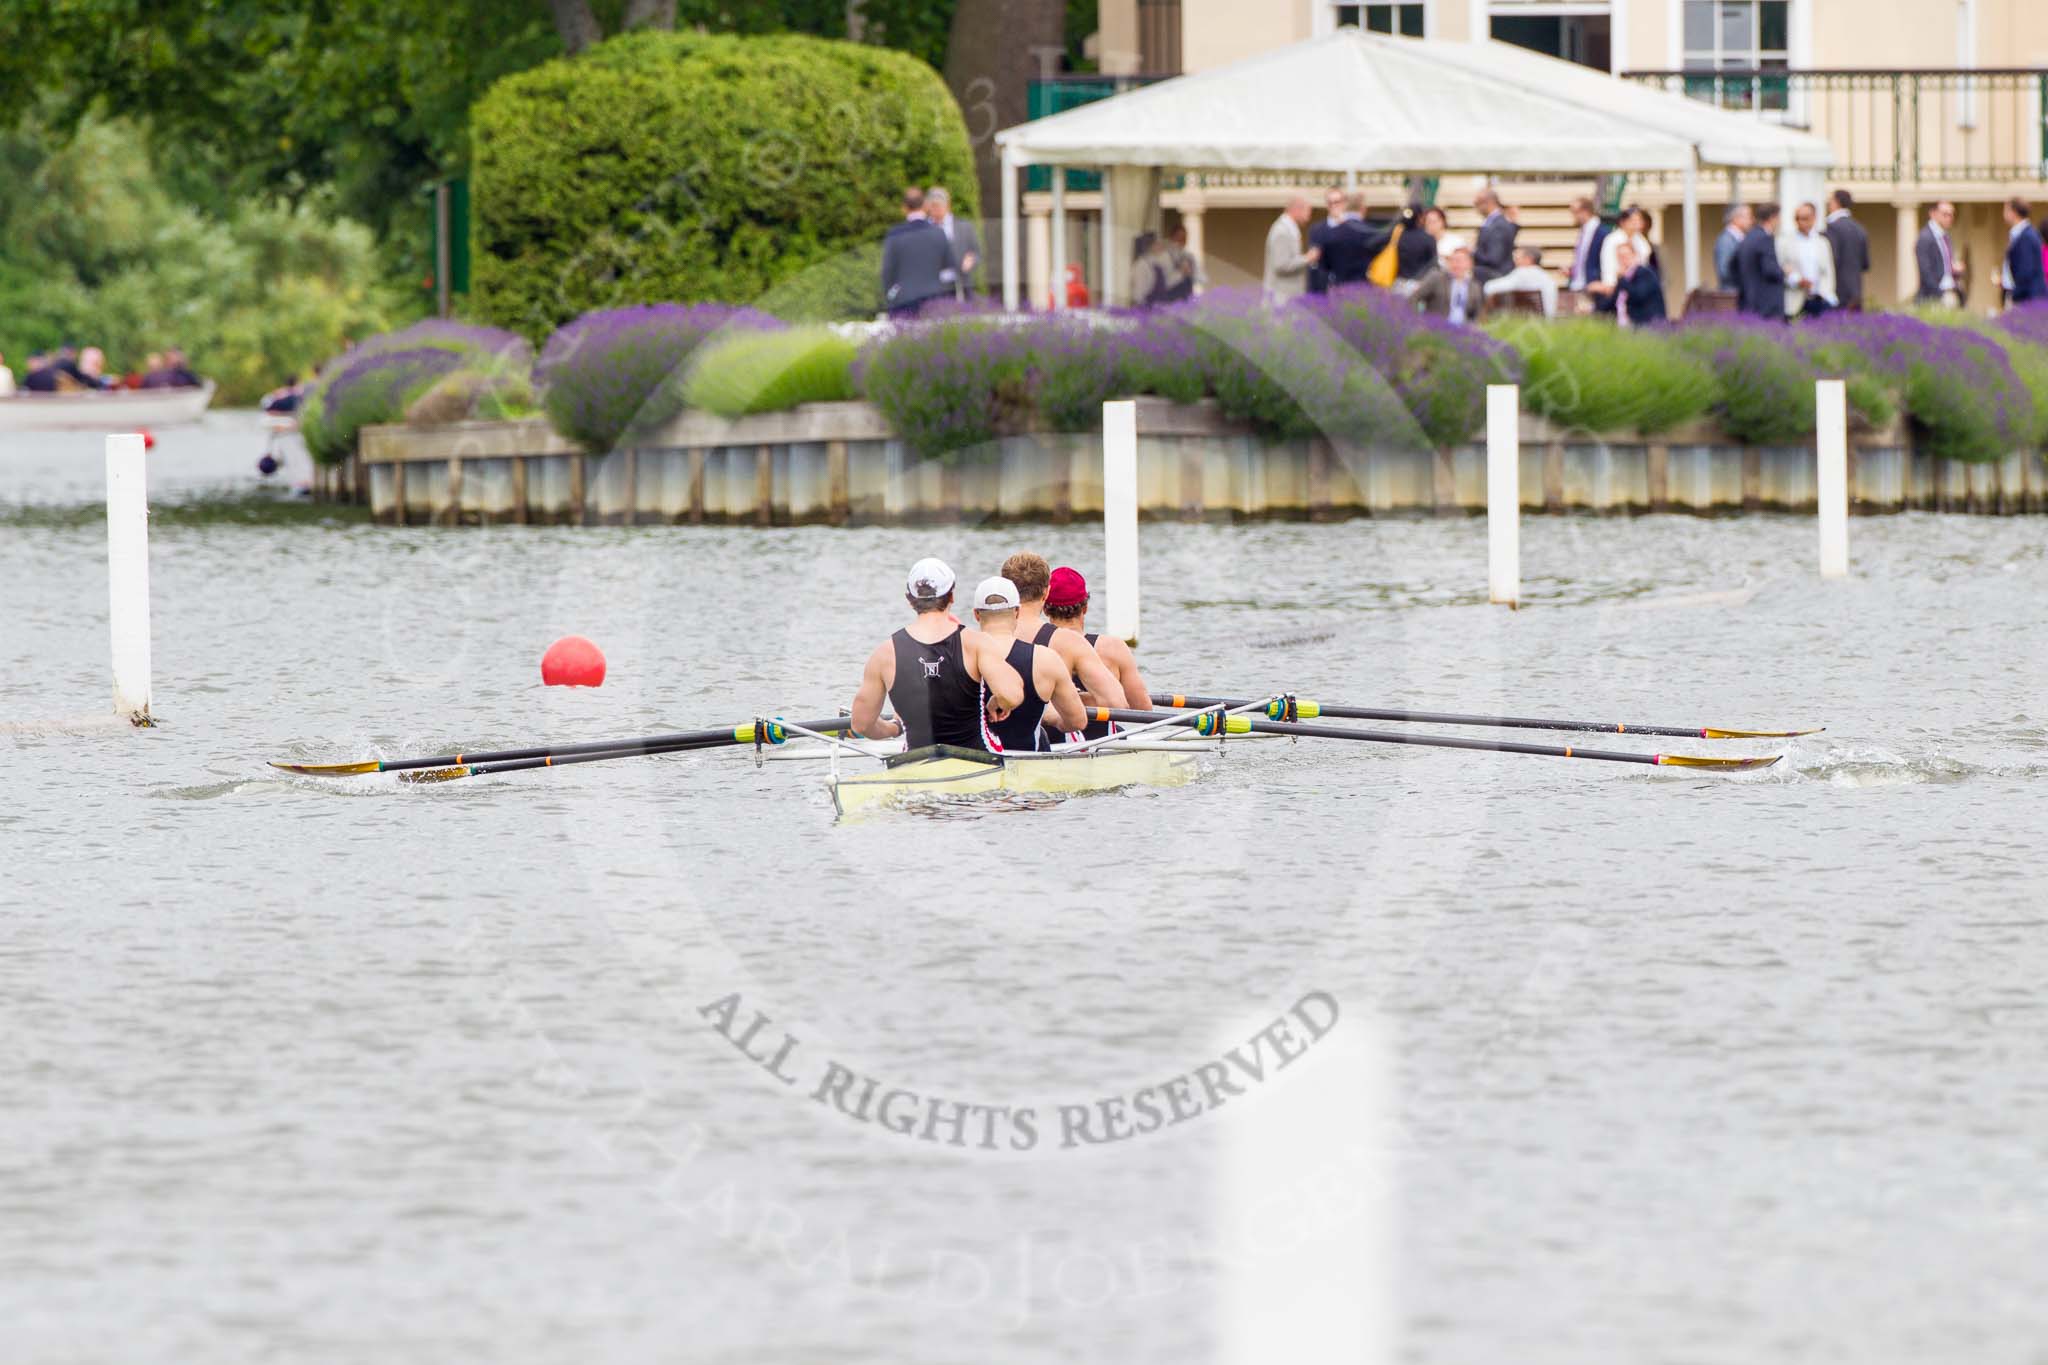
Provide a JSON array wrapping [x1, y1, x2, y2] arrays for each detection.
[[270, 759, 382, 776], [398, 766, 471, 785], [1656, 753, 1782, 771], [1702, 726, 1825, 740]]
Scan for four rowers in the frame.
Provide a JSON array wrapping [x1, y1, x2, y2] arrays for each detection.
[[852, 553, 1152, 754]]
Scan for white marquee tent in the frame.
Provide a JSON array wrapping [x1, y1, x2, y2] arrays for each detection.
[[993, 30, 1837, 306]]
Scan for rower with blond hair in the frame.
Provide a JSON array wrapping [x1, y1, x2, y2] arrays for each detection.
[[1000, 552, 1128, 714]]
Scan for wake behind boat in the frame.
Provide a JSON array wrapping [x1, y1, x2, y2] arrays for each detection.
[[0, 381, 215, 432]]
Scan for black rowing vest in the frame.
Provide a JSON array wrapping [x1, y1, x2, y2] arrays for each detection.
[[887, 627, 989, 751], [1033, 623, 1113, 740], [986, 638, 1048, 753]]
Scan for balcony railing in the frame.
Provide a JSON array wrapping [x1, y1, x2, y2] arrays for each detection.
[[1625, 69, 2048, 184]]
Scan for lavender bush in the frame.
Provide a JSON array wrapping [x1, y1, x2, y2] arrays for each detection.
[[1027, 318, 1127, 432], [301, 320, 533, 464], [1184, 291, 1419, 446], [536, 303, 780, 453], [1812, 312, 2033, 460], [1114, 307, 1209, 404], [855, 318, 1033, 458]]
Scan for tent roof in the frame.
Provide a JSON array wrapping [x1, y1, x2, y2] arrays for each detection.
[[997, 31, 1835, 174]]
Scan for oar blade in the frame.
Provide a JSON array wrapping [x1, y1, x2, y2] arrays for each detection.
[[270, 759, 382, 776], [1702, 726, 1825, 740], [1655, 753, 1782, 772], [398, 766, 472, 784]]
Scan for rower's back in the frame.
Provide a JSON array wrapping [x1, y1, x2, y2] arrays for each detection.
[[984, 636, 1051, 752], [886, 625, 988, 750]]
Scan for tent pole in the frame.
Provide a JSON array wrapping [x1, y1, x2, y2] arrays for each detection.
[[1100, 170, 1114, 308], [1051, 169, 1067, 311], [1002, 143, 1022, 311], [1682, 152, 1701, 294]]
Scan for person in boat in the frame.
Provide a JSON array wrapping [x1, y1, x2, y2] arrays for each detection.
[[999, 552, 1128, 714], [261, 376, 304, 415], [77, 347, 115, 391], [850, 557, 1026, 752], [142, 349, 201, 390], [22, 353, 58, 392], [966, 576, 1087, 753], [1044, 566, 1153, 713]]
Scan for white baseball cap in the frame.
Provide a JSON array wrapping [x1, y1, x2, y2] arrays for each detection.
[[971, 576, 1020, 613], [905, 557, 955, 599]]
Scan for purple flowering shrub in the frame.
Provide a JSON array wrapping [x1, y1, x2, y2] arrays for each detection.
[[1114, 307, 1209, 404], [1027, 319, 1128, 432], [1316, 287, 1521, 447], [855, 318, 1034, 458], [1812, 312, 2033, 459], [1184, 291, 1419, 446], [301, 320, 533, 465], [536, 304, 781, 453]]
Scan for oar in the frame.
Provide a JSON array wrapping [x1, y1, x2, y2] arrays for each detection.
[[271, 717, 854, 778], [1153, 692, 1819, 740], [1092, 708, 1781, 772]]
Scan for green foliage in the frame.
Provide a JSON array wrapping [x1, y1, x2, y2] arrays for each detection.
[[470, 31, 979, 338], [1492, 318, 1714, 435], [0, 116, 410, 404], [681, 326, 857, 418], [855, 319, 1032, 458]]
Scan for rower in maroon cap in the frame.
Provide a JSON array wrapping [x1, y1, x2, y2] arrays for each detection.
[[1041, 564, 1153, 739]]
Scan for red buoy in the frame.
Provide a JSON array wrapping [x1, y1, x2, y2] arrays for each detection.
[[139, 430, 156, 450], [541, 635, 606, 687]]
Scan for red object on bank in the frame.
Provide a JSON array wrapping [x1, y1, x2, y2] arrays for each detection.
[[541, 635, 606, 687], [139, 430, 156, 450]]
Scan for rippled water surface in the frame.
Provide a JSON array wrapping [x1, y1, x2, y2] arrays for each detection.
[[5, 424, 2048, 1363]]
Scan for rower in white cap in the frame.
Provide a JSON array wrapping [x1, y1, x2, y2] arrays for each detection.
[[850, 557, 1026, 751], [966, 575, 1087, 752]]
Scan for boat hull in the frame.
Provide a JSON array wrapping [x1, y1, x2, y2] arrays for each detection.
[[829, 740, 1213, 816], [0, 382, 216, 432]]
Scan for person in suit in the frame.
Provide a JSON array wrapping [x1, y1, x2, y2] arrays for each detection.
[[1735, 202, 1787, 321], [1564, 196, 1612, 293], [1320, 190, 1394, 289], [1915, 201, 1964, 307], [1471, 188, 1517, 286], [1714, 204, 1754, 290], [1307, 186, 1347, 294], [923, 186, 980, 300], [880, 187, 952, 318], [1589, 238, 1666, 326], [1263, 194, 1319, 303], [2002, 197, 2047, 307], [1779, 202, 1838, 319], [1412, 246, 1487, 325], [1483, 245, 1559, 318], [1823, 190, 1871, 312]]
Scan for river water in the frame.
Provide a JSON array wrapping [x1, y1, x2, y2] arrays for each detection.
[[6, 414, 2047, 1364]]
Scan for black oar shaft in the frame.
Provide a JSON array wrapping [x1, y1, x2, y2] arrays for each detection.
[[376, 717, 851, 774], [1162, 693, 1754, 740], [1101, 708, 1667, 767]]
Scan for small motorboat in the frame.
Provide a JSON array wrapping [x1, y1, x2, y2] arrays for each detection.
[[0, 382, 216, 433]]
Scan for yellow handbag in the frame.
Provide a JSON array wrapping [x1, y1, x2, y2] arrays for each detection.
[[1367, 224, 1403, 288]]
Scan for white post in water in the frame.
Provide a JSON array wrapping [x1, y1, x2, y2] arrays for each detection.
[[1102, 399, 1140, 645], [1816, 379, 1849, 579], [1487, 385, 1520, 608], [105, 433, 153, 725]]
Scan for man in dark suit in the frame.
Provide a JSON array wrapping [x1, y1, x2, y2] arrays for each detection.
[[1471, 187, 1517, 286], [1318, 190, 1395, 288], [2003, 197, 2047, 307], [1564, 196, 1612, 293], [1914, 201, 1963, 307], [880, 187, 951, 318], [1306, 186, 1347, 294], [1735, 202, 1787, 321], [1823, 190, 1871, 311], [1592, 238, 1666, 326]]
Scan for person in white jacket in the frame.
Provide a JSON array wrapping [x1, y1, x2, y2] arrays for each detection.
[[1778, 202, 1838, 319], [1263, 194, 1319, 303], [1599, 205, 1656, 285]]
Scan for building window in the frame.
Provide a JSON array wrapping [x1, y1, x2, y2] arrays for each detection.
[[1334, 3, 1426, 37], [1490, 3, 1612, 73], [1682, 1, 1791, 112]]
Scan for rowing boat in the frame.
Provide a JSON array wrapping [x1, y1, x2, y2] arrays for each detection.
[[827, 738, 1216, 817]]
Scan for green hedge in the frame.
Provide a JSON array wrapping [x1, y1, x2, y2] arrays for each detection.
[[682, 326, 857, 418], [1490, 318, 1714, 435], [470, 31, 978, 340]]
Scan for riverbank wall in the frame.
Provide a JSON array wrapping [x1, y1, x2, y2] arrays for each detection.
[[346, 398, 2048, 525]]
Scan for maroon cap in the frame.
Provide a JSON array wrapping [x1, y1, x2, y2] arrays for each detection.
[[1046, 566, 1088, 609]]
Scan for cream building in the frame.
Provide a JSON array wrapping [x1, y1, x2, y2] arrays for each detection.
[[1026, 0, 2048, 309]]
